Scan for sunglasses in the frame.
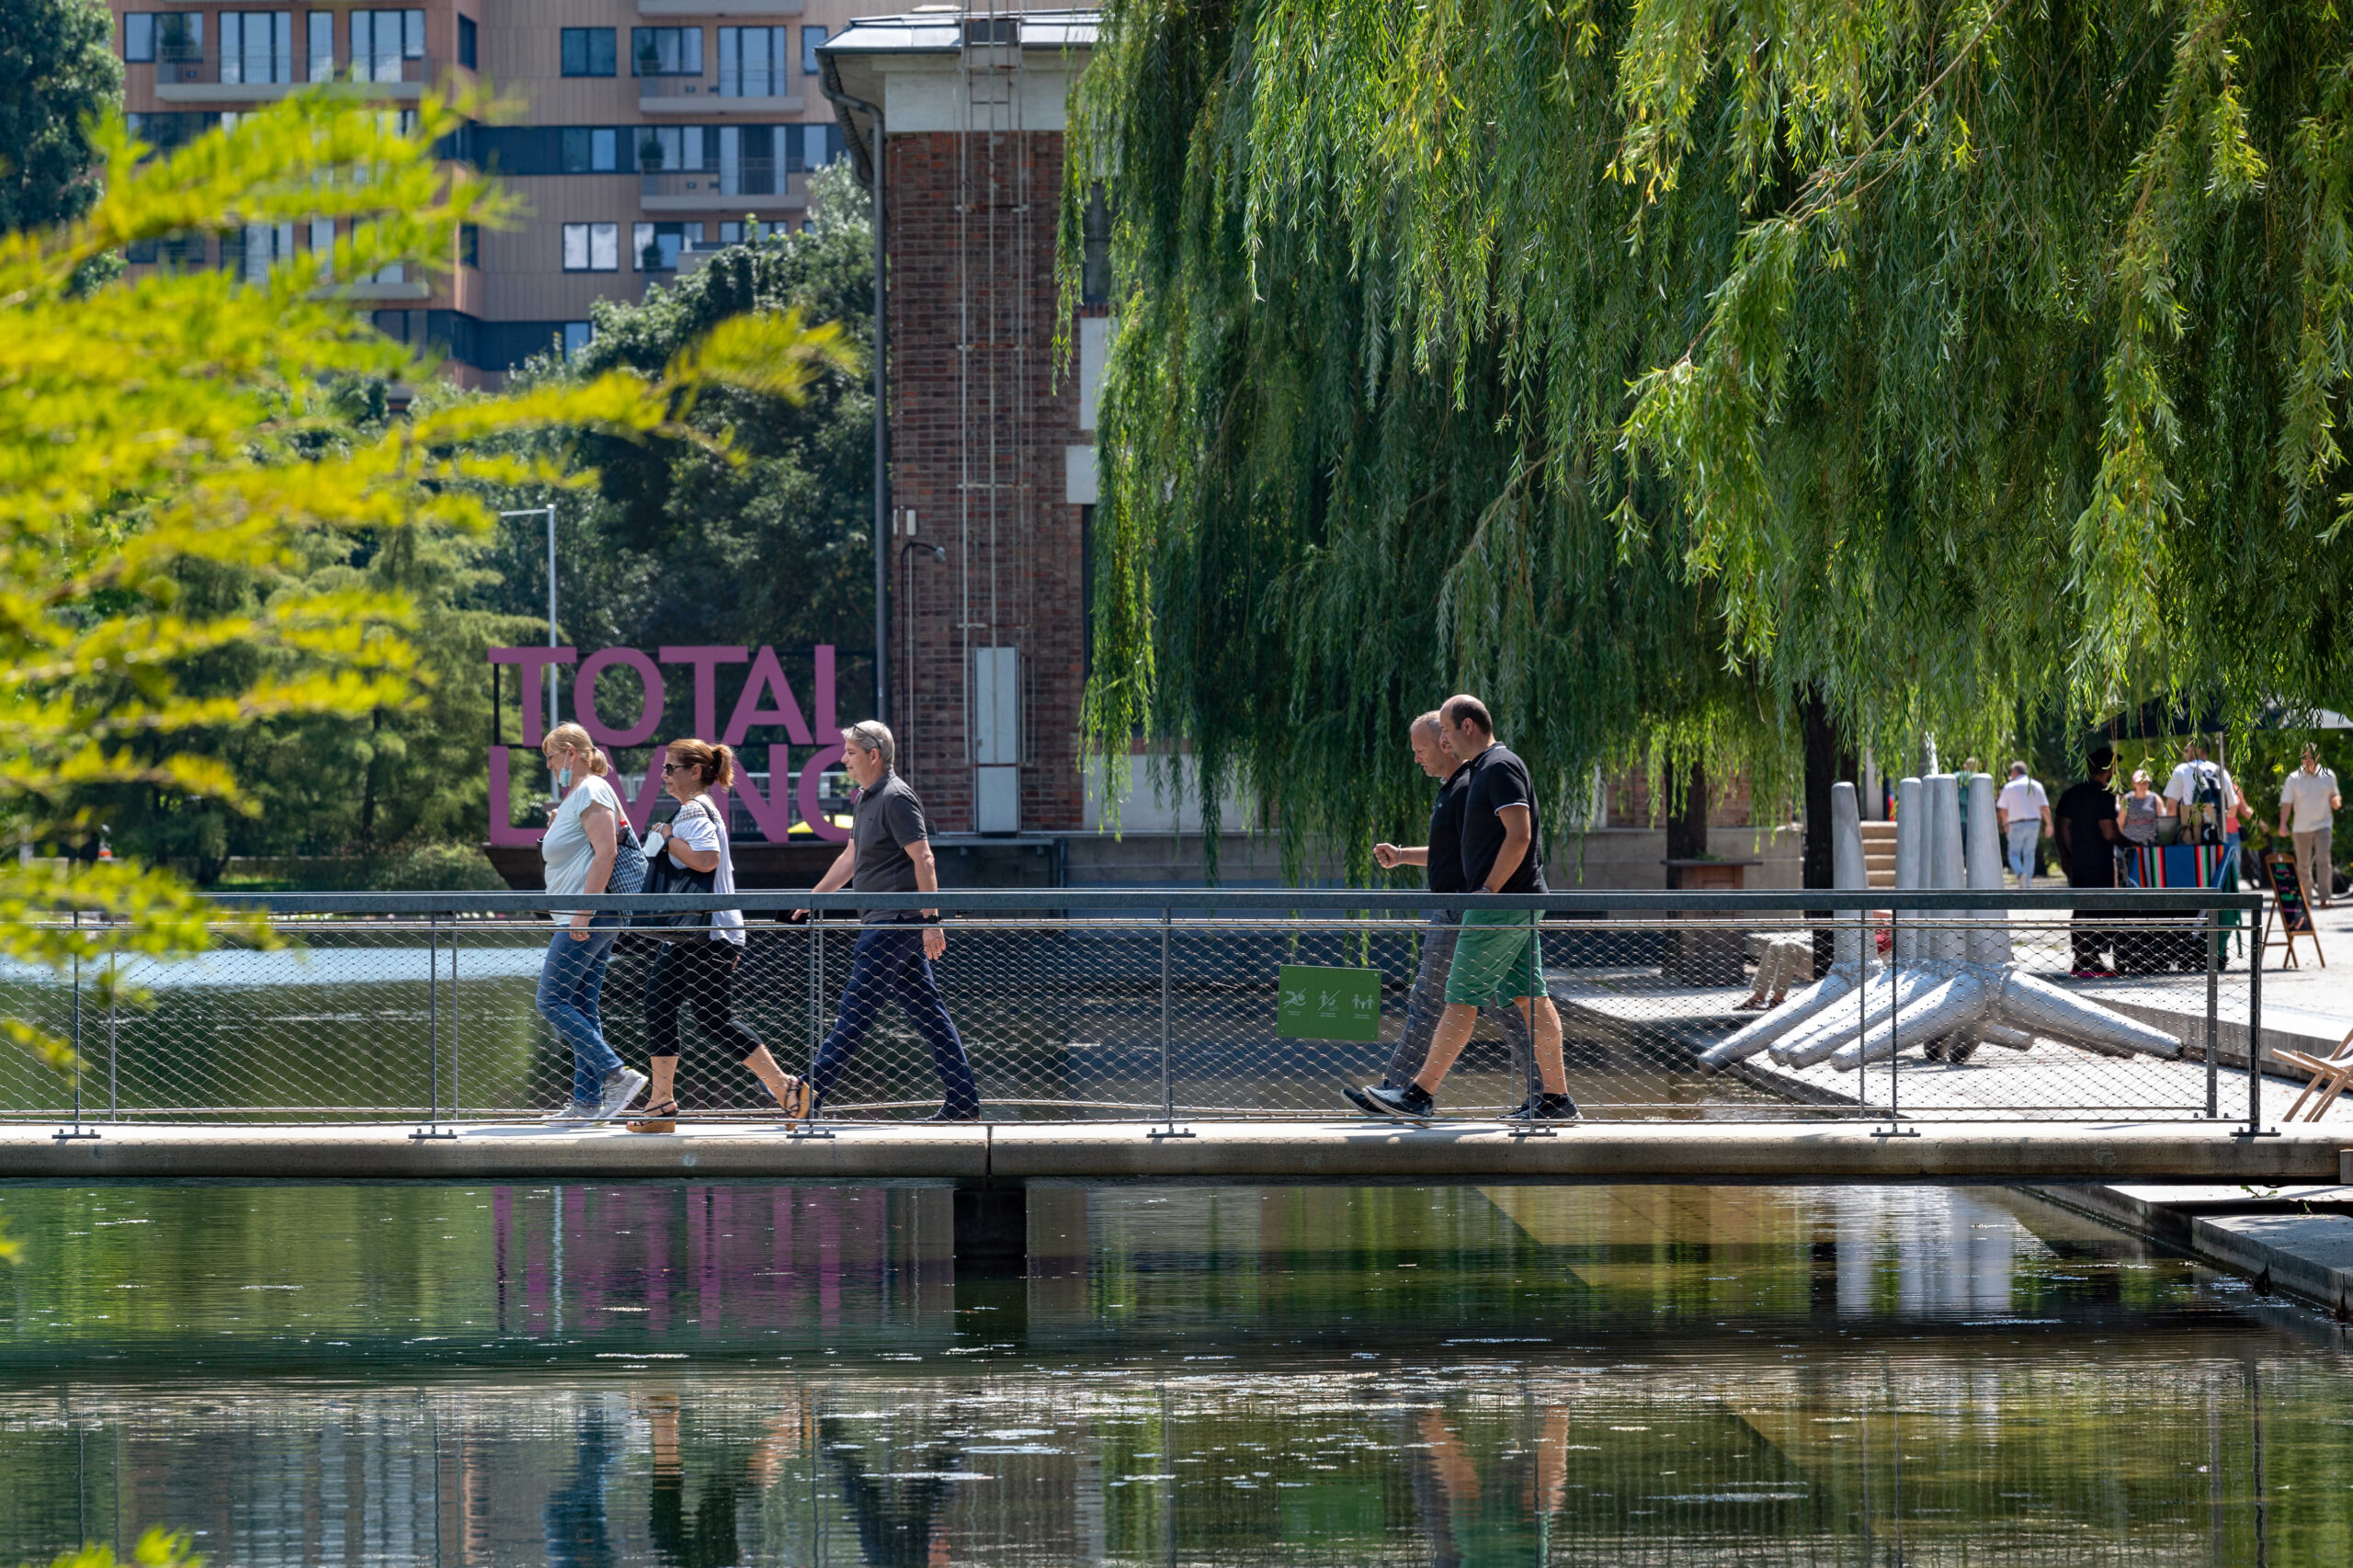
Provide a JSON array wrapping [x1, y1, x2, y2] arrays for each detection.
[[661, 761, 690, 775]]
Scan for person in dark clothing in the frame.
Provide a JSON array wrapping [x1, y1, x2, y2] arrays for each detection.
[[2054, 747, 2122, 976], [1345, 710, 1533, 1116], [1358, 695, 1576, 1121], [797, 721, 981, 1121]]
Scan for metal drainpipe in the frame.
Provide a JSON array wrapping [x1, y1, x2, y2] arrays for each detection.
[[824, 74, 891, 727]]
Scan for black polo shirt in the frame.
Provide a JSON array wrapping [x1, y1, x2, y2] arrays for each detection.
[[1459, 744, 1545, 894]]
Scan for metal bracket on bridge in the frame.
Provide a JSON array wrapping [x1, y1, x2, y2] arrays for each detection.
[[409, 1126, 457, 1142], [51, 1127, 99, 1142], [1148, 1125, 1196, 1140], [2232, 1127, 2281, 1139], [1870, 1125, 1922, 1139]]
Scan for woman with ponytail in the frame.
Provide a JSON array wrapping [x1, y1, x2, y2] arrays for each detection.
[[626, 737, 802, 1131]]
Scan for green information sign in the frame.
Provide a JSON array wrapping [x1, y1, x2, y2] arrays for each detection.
[[1278, 964, 1382, 1042]]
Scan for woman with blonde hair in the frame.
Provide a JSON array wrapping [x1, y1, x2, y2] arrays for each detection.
[[536, 722, 649, 1122], [626, 737, 804, 1131]]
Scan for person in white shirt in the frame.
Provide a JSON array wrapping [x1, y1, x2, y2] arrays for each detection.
[[2163, 739, 2236, 843], [1995, 762, 2053, 882], [2277, 744, 2343, 908], [628, 736, 804, 1131]]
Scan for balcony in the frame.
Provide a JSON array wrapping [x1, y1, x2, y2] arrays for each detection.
[[637, 0, 802, 13], [638, 74, 804, 115], [640, 164, 810, 212], [143, 49, 435, 104]]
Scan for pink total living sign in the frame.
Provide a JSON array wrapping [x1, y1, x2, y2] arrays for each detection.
[[486, 643, 848, 846]]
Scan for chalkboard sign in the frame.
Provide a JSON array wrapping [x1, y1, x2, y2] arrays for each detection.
[[1278, 964, 1381, 1042], [2268, 850, 2315, 934]]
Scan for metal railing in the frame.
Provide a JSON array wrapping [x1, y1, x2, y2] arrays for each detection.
[[640, 165, 808, 203], [141, 50, 435, 89], [0, 889, 2275, 1131]]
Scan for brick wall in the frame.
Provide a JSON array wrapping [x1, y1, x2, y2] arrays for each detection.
[[884, 127, 1086, 831]]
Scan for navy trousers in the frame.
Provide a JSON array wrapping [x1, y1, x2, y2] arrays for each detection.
[[809, 924, 980, 1116]]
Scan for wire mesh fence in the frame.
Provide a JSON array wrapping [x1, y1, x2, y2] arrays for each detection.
[[0, 889, 2279, 1129]]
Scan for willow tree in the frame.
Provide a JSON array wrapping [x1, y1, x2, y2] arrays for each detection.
[[1067, 0, 2353, 866]]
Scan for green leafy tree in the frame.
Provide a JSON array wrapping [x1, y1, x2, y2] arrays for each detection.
[[1066, 0, 2353, 863], [0, 0, 122, 232], [0, 89, 853, 1070]]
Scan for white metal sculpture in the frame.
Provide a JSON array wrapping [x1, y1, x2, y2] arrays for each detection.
[[1700, 773, 2181, 1073]]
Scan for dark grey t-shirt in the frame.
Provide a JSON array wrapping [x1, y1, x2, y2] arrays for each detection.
[[850, 771, 930, 923]]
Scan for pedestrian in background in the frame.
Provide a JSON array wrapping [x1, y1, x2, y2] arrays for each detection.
[[627, 738, 804, 1132], [799, 722, 981, 1121], [1358, 696, 1575, 1122], [2117, 769, 2166, 848], [2278, 744, 2342, 909], [1995, 761, 2052, 883], [2055, 746, 2121, 977], [1346, 711, 1531, 1116], [535, 722, 649, 1123]]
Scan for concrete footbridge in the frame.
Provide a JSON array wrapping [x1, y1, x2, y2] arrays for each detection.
[[5, 1118, 2347, 1187]]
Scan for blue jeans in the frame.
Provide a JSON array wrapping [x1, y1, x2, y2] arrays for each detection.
[[539, 915, 623, 1106], [809, 924, 979, 1116]]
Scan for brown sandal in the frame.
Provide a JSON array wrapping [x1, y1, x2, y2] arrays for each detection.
[[626, 1098, 678, 1134], [767, 1075, 813, 1127]]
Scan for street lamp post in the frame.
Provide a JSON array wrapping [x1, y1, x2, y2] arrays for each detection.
[[498, 504, 561, 733]]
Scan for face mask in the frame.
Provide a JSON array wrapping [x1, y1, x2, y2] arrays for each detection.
[[555, 764, 574, 789]]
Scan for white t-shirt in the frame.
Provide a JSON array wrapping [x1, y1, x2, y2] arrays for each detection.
[[659, 794, 745, 946], [540, 774, 625, 923], [2281, 767, 2340, 833], [2164, 760, 2230, 810], [1995, 777, 2048, 824]]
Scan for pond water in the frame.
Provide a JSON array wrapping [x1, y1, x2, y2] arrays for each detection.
[[1, 1181, 2349, 1565]]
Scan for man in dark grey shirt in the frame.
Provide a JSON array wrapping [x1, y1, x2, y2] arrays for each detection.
[[797, 721, 980, 1120]]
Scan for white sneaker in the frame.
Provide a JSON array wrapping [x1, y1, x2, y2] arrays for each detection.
[[595, 1067, 650, 1123], [544, 1101, 597, 1123]]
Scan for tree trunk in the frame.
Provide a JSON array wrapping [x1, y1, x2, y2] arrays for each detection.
[[1802, 685, 1841, 973], [1664, 756, 1708, 864]]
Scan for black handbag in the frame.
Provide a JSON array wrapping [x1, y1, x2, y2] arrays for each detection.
[[636, 796, 721, 940]]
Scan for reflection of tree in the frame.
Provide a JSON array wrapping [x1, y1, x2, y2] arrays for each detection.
[[821, 1415, 957, 1567]]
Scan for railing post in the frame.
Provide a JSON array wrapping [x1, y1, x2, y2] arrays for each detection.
[[2204, 905, 2220, 1120], [449, 915, 459, 1121], [1160, 907, 1174, 1131], [2246, 910, 2264, 1135], [411, 911, 454, 1142], [56, 908, 96, 1142], [106, 942, 117, 1122], [1885, 906, 1900, 1129]]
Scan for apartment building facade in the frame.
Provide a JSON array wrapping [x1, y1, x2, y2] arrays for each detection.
[[112, 0, 862, 376]]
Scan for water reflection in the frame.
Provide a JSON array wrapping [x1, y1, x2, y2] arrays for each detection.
[[0, 1183, 2347, 1565]]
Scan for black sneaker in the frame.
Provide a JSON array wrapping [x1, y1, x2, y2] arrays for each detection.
[[1507, 1092, 1581, 1122], [1342, 1082, 1395, 1117], [1361, 1082, 1435, 1119]]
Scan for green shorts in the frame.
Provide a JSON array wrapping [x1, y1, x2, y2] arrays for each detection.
[[1444, 909, 1543, 1006]]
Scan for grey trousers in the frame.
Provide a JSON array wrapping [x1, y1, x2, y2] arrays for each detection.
[[1381, 915, 1537, 1088]]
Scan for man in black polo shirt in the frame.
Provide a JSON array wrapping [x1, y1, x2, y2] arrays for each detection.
[[1359, 696, 1575, 1121], [1345, 711, 1532, 1116], [2054, 745, 2123, 978], [796, 720, 981, 1120]]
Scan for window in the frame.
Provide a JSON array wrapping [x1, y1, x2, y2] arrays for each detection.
[[458, 15, 476, 70], [716, 125, 775, 194], [309, 217, 335, 278], [719, 28, 785, 97], [631, 28, 703, 77], [222, 222, 296, 284], [127, 111, 218, 154], [561, 28, 615, 77], [563, 323, 593, 361], [801, 25, 826, 75], [222, 12, 295, 85], [373, 309, 412, 343], [635, 125, 710, 173], [1082, 182, 1111, 306], [124, 13, 202, 63], [350, 11, 423, 83], [633, 221, 703, 272], [562, 127, 622, 173], [563, 222, 619, 272], [460, 223, 480, 267], [305, 11, 333, 82], [131, 232, 205, 271]]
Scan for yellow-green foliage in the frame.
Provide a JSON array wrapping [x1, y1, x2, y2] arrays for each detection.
[[24, 1528, 199, 1568], [0, 91, 856, 1078]]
